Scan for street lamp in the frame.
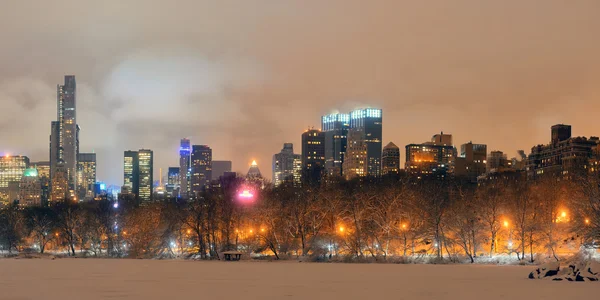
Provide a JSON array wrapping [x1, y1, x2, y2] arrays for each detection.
[[338, 226, 345, 233]]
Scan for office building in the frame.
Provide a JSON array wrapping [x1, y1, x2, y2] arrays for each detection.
[[405, 132, 456, 178], [77, 153, 96, 200], [302, 129, 325, 183], [19, 168, 41, 207], [123, 150, 139, 196], [166, 167, 180, 197], [273, 143, 302, 186], [527, 124, 598, 179], [138, 149, 153, 203], [0, 155, 30, 204], [343, 129, 368, 179], [382, 142, 400, 175], [211, 161, 232, 181], [179, 138, 191, 199], [322, 113, 349, 176], [348, 108, 383, 177], [56, 75, 79, 191], [486, 151, 513, 173], [454, 142, 487, 183], [190, 145, 212, 196], [32, 161, 50, 205], [50, 162, 68, 202]]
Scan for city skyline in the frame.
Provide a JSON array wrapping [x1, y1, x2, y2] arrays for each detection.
[[2, 1, 600, 185]]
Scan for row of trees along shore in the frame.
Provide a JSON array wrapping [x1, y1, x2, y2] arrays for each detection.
[[1, 173, 599, 263]]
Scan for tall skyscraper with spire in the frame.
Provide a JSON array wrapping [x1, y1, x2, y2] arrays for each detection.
[[179, 138, 191, 199], [50, 75, 79, 201]]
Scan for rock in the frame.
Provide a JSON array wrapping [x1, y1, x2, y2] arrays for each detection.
[[529, 262, 560, 279], [585, 261, 600, 276]]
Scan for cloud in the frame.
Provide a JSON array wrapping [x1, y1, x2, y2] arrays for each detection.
[[1, 0, 600, 184]]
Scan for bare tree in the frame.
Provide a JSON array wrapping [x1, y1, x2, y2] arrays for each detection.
[[24, 207, 56, 254]]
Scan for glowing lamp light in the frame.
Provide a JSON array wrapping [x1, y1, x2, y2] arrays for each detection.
[[503, 221, 509, 228], [113, 202, 119, 208], [238, 190, 254, 199], [339, 226, 345, 233], [561, 211, 567, 218], [585, 219, 590, 225]]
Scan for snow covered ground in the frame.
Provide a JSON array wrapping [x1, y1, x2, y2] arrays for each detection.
[[0, 259, 597, 299]]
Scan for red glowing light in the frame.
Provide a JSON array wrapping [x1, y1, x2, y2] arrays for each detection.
[[238, 190, 254, 199]]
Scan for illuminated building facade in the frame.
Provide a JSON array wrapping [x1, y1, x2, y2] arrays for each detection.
[[138, 149, 154, 204], [301, 129, 325, 183], [322, 113, 349, 177], [382, 142, 400, 175], [179, 138, 191, 199], [77, 153, 96, 200], [405, 142, 455, 178], [32, 161, 50, 205], [272, 143, 301, 186], [343, 129, 367, 179], [454, 142, 487, 182], [190, 145, 212, 196], [0, 155, 30, 203], [123, 151, 139, 197], [19, 168, 41, 207], [527, 124, 599, 179], [167, 167, 180, 197], [247, 160, 262, 178], [56, 75, 79, 192], [348, 108, 382, 177], [50, 162, 68, 202]]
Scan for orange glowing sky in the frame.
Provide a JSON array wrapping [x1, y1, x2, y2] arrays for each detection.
[[1, 0, 600, 183]]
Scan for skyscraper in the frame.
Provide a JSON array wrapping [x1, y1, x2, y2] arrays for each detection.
[[343, 129, 367, 179], [179, 138, 191, 199], [301, 129, 325, 183], [32, 161, 50, 206], [138, 149, 153, 204], [123, 150, 140, 199], [190, 145, 212, 196], [166, 167, 180, 197], [56, 75, 79, 192], [273, 143, 302, 186], [19, 168, 41, 207], [50, 162, 68, 202], [247, 160, 262, 178], [322, 113, 349, 177], [348, 108, 382, 177], [0, 155, 30, 204], [77, 153, 96, 200], [211, 161, 232, 181], [382, 142, 400, 175]]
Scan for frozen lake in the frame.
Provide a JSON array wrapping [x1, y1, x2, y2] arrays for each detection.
[[0, 259, 597, 299]]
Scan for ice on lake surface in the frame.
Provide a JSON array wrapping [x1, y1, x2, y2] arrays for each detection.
[[1, 259, 597, 299]]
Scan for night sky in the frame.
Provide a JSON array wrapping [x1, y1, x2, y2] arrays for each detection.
[[1, 0, 600, 185]]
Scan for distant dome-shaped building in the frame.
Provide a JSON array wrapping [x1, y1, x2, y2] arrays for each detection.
[[19, 168, 41, 207]]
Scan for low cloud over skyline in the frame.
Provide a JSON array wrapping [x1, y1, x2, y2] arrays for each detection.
[[1, 0, 600, 184]]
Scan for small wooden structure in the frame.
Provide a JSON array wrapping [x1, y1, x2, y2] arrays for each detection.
[[222, 251, 243, 261]]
